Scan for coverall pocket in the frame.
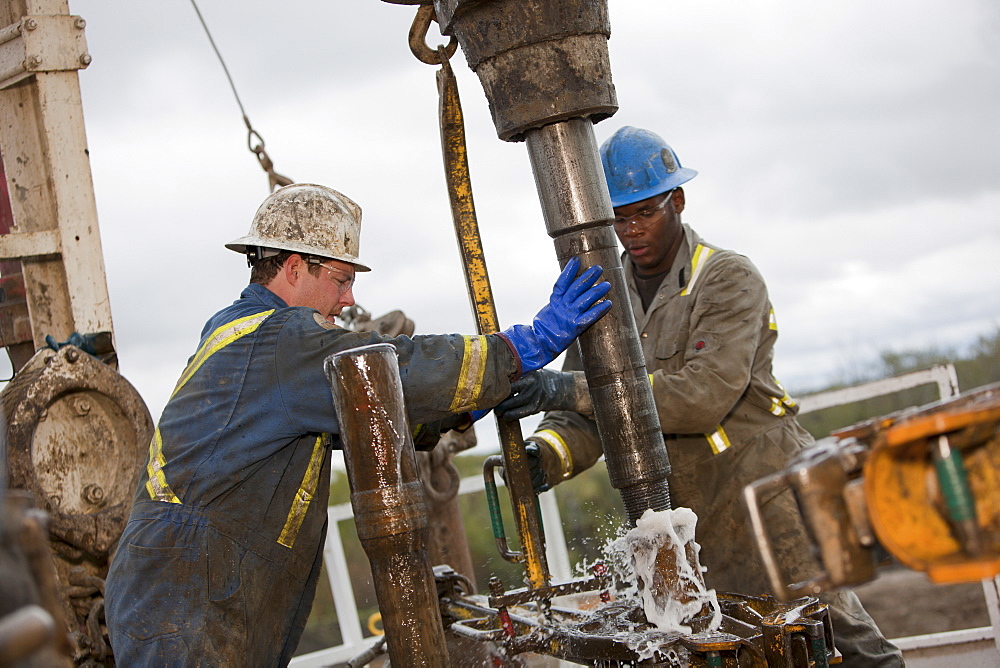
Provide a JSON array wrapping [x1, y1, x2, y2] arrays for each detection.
[[654, 336, 681, 361], [207, 532, 246, 602], [116, 543, 199, 644], [205, 532, 250, 658]]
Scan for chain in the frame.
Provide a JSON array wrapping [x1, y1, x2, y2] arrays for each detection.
[[189, 0, 293, 191], [244, 115, 294, 192]]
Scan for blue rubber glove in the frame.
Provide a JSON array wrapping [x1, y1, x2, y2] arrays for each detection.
[[500, 257, 611, 375], [470, 408, 492, 422]]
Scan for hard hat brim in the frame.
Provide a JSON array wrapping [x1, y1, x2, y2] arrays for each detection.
[[608, 167, 698, 208], [225, 236, 372, 273]]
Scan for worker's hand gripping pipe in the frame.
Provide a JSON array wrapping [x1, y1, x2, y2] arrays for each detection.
[[427, 0, 673, 525], [325, 344, 450, 667], [420, 16, 553, 599]]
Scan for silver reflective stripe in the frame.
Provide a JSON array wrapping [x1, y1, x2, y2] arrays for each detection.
[[681, 244, 716, 296], [449, 335, 488, 412], [534, 429, 573, 479], [705, 426, 731, 454], [145, 428, 181, 504]]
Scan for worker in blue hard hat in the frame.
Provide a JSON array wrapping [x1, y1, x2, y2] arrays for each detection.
[[497, 127, 904, 666], [104, 183, 612, 666]]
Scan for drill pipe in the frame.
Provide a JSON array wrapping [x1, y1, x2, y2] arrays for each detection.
[[325, 344, 449, 667], [433, 0, 671, 523], [525, 119, 671, 522]]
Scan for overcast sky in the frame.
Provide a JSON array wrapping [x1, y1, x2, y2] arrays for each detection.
[[6, 1, 998, 453]]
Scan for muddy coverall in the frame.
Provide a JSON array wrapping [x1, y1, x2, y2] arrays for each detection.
[[105, 283, 519, 666], [530, 225, 903, 666]]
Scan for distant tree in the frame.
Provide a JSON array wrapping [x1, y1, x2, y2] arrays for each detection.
[[797, 326, 1000, 439]]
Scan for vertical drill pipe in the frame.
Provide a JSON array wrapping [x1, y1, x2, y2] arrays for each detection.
[[437, 59, 551, 589], [432, 0, 672, 523], [524, 119, 672, 523], [325, 344, 449, 667]]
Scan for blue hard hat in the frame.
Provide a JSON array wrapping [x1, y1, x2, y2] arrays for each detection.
[[599, 126, 698, 207]]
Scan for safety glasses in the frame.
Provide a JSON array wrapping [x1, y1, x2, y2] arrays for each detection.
[[307, 259, 355, 294], [612, 190, 674, 230]]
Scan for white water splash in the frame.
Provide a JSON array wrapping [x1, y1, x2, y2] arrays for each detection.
[[611, 508, 722, 635]]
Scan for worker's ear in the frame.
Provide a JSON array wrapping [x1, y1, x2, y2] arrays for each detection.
[[283, 254, 305, 284], [672, 187, 686, 214]]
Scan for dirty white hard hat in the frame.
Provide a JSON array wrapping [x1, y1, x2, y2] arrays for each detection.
[[226, 183, 371, 272]]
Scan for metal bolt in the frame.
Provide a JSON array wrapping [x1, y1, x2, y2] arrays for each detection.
[[26, 55, 42, 68], [74, 17, 87, 30], [79, 53, 92, 66], [65, 348, 79, 363], [73, 397, 92, 416], [23, 18, 38, 31], [82, 484, 105, 506]]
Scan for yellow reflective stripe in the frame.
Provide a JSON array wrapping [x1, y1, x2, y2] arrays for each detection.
[[278, 435, 327, 548], [648, 373, 654, 389], [681, 244, 716, 296], [449, 335, 489, 412], [145, 309, 275, 504], [769, 308, 778, 331], [769, 397, 787, 416], [144, 428, 181, 504], [533, 429, 573, 480], [777, 379, 797, 409], [171, 310, 275, 399], [705, 425, 731, 454]]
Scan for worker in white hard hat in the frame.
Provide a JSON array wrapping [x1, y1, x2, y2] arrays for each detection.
[[496, 128, 904, 666], [104, 183, 613, 666]]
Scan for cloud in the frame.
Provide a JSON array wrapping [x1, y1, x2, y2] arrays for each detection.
[[5, 0, 996, 433]]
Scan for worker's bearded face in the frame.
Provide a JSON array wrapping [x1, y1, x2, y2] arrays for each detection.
[[613, 190, 684, 276]]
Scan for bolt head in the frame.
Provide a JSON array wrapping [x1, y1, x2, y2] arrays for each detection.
[[74, 17, 87, 29], [65, 349, 79, 363], [73, 397, 92, 416], [79, 53, 92, 66], [23, 18, 38, 30], [83, 484, 106, 506]]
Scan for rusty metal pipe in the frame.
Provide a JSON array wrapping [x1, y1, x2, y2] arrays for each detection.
[[325, 343, 449, 666], [525, 119, 672, 522], [433, 0, 671, 523]]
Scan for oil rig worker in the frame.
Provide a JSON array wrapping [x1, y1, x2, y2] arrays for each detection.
[[496, 127, 904, 666], [104, 183, 612, 666]]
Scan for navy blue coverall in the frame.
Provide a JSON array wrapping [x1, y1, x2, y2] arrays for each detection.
[[105, 283, 519, 666]]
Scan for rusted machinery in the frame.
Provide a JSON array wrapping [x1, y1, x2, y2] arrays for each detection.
[[327, 343, 839, 666], [1, 1, 152, 663], [744, 382, 1000, 600]]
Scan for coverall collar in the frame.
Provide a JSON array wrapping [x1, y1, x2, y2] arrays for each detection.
[[241, 282, 290, 310]]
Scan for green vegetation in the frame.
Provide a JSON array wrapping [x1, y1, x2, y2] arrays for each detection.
[[797, 328, 1000, 439], [297, 327, 1000, 656]]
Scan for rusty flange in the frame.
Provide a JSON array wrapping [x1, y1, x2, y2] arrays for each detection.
[[2, 346, 152, 557]]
